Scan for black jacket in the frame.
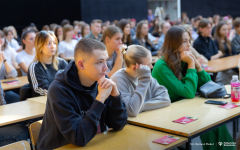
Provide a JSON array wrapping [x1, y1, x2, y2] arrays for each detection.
[[27, 58, 68, 97], [37, 61, 128, 150], [214, 40, 237, 57], [132, 38, 158, 56], [193, 34, 219, 60]]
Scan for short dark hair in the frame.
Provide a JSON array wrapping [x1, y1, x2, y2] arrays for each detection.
[[91, 19, 102, 25], [234, 18, 240, 28], [74, 38, 106, 62], [194, 16, 201, 23], [61, 19, 70, 27]]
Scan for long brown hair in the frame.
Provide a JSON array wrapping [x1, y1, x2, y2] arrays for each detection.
[[117, 19, 132, 45], [136, 21, 153, 47], [214, 21, 232, 55], [62, 24, 73, 41], [81, 23, 90, 38], [158, 26, 190, 80]]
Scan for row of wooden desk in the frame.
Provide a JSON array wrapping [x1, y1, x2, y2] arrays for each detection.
[[8, 85, 237, 150]]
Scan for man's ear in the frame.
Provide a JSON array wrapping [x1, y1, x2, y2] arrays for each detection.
[[77, 60, 85, 70], [132, 65, 136, 71], [105, 36, 110, 43]]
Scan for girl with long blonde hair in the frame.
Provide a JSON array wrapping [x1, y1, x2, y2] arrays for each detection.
[[28, 31, 68, 97]]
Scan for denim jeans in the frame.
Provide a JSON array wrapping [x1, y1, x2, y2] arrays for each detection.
[[4, 89, 20, 104], [0, 124, 29, 146]]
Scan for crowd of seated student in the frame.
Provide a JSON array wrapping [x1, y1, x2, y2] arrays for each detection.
[[1, 13, 240, 149]]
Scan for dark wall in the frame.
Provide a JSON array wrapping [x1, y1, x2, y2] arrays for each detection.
[[81, 0, 147, 24], [0, 0, 81, 35], [181, 0, 240, 18]]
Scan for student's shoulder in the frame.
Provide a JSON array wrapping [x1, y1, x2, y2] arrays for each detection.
[[111, 69, 126, 81], [132, 38, 139, 44], [28, 60, 44, 71], [57, 57, 68, 66]]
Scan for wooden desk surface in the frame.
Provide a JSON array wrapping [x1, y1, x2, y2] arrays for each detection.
[[1, 76, 28, 91], [63, 57, 74, 61], [205, 55, 240, 73], [152, 56, 159, 64], [0, 101, 46, 126], [55, 125, 188, 150], [27, 96, 47, 104], [128, 85, 240, 137]]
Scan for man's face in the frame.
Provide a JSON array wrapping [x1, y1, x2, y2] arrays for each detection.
[[80, 49, 109, 81], [91, 22, 101, 35]]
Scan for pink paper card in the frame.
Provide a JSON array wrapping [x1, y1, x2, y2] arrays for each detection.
[[219, 103, 239, 109], [153, 135, 180, 145], [173, 116, 198, 124], [6, 81, 19, 85], [204, 67, 214, 70]]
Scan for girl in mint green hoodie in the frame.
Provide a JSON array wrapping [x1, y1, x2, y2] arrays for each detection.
[[152, 26, 235, 150]]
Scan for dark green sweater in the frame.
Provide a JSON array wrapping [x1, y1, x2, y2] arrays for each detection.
[[152, 58, 211, 103]]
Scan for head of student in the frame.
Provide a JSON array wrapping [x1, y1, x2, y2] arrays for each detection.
[[198, 18, 212, 37], [101, 25, 123, 51], [74, 38, 108, 82], [233, 18, 240, 34], [4, 29, 14, 42], [0, 30, 7, 51], [214, 21, 232, 55], [159, 26, 191, 79], [136, 20, 149, 39], [160, 21, 171, 35], [90, 19, 102, 35], [63, 24, 74, 41], [124, 45, 153, 74], [117, 19, 131, 44], [21, 30, 36, 50], [34, 31, 59, 70], [81, 23, 90, 38], [54, 25, 63, 38]]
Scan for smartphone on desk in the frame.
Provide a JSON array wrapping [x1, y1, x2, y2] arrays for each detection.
[[205, 100, 228, 105], [2, 80, 18, 83]]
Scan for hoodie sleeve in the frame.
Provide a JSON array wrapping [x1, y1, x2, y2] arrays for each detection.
[[50, 90, 107, 147], [105, 94, 128, 130], [141, 77, 171, 112]]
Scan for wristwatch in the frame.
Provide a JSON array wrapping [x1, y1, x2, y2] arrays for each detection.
[[3, 59, 7, 63]]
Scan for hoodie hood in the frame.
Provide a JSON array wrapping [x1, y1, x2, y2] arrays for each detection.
[[55, 61, 97, 91]]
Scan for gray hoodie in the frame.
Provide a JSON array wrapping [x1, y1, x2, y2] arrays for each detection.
[[111, 67, 171, 117]]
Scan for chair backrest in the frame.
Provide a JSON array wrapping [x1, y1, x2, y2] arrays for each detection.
[[19, 84, 32, 101], [16, 67, 22, 77], [0, 140, 30, 150], [29, 120, 42, 147]]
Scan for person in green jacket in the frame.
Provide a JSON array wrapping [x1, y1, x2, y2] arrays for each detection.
[[152, 26, 235, 150]]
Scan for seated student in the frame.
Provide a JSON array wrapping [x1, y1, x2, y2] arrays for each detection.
[[101, 25, 125, 77], [0, 30, 17, 67], [58, 25, 78, 58], [72, 25, 82, 41], [54, 25, 63, 43], [0, 50, 19, 104], [4, 29, 22, 52], [28, 31, 68, 97], [81, 23, 90, 38], [85, 19, 102, 41], [214, 21, 237, 57], [16, 30, 36, 76], [152, 26, 235, 150], [117, 19, 132, 46], [37, 38, 127, 150], [193, 18, 223, 60], [111, 45, 170, 117], [133, 21, 158, 56], [8, 26, 21, 45], [214, 21, 238, 85], [156, 21, 171, 50], [0, 82, 28, 147], [231, 18, 240, 54]]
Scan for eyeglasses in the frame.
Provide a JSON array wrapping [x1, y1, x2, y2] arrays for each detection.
[[40, 31, 54, 34]]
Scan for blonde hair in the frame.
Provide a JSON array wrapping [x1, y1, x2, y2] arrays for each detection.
[[34, 31, 59, 70], [123, 45, 150, 67], [63, 24, 73, 40], [8, 26, 18, 39]]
